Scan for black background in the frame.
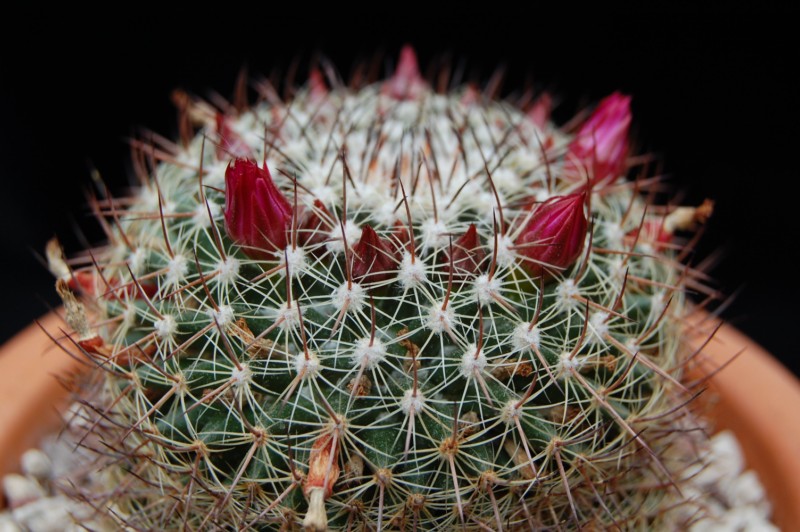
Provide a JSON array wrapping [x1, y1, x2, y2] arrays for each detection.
[[2, 13, 798, 377]]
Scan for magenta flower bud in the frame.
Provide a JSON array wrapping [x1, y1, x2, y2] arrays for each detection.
[[564, 92, 631, 186], [383, 45, 426, 100], [298, 199, 334, 250], [351, 225, 397, 284], [308, 68, 329, 103], [224, 159, 292, 259], [527, 92, 553, 129], [515, 193, 588, 277], [216, 114, 253, 160], [446, 224, 486, 280]]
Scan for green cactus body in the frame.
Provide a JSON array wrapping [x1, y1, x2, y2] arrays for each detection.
[[53, 49, 709, 530]]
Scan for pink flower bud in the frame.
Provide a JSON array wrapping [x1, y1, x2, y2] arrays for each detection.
[[383, 45, 426, 100], [351, 225, 397, 284], [527, 92, 553, 129], [215, 114, 253, 160], [390, 220, 412, 254], [629, 200, 714, 246], [460, 83, 481, 106], [224, 159, 292, 258], [515, 193, 587, 277], [308, 67, 329, 103], [564, 92, 631, 186], [67, 270, 156, 301], [446, 224, 486, 280], [298, 199, 334, 250], [629, 220, 673, 246]]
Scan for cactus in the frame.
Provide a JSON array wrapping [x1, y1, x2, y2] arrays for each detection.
[[49, 46, 715, 530]]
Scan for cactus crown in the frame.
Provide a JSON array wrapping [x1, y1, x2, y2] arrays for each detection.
[[51, 47, 712, 530]]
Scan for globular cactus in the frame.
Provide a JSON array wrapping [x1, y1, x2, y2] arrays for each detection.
[[49, 46, 715, 530]]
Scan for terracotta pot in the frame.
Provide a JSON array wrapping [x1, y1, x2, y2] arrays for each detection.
[[684, 312, 800, 529], [0, 312, 85, 495], [1, 310, 799, 528]]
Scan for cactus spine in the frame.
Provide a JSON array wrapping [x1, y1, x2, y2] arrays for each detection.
[[51, 47, 712, 530]]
